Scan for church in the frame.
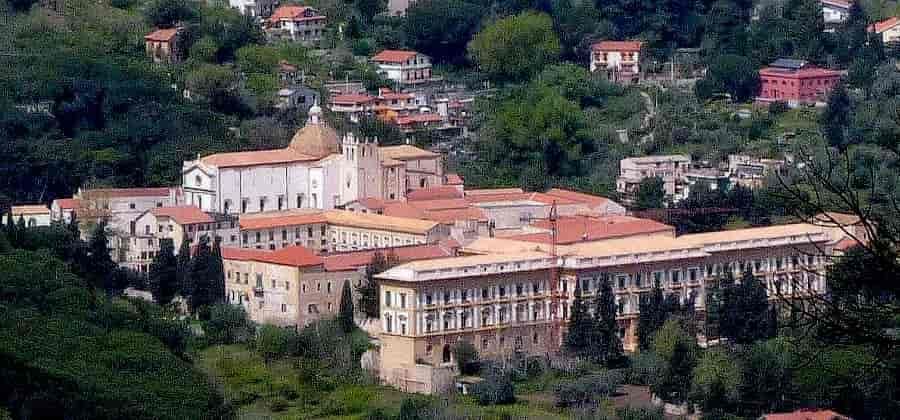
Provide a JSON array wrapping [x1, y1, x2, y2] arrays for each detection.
[[181, 104, 444, 214]]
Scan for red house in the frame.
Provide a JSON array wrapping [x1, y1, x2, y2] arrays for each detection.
[[757, 58, 841, 105]]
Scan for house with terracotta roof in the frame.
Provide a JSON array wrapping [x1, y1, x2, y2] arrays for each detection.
[[372, 50, 433, 85], [329, 92, 376, 121], [757, 59, 841, 105], [182, 105, 447, 214], [125, 206, 237, 273], [50, 198, 82, 224], [590, 40, 644, 84], [265, 5, 326, 44], [144, 27, 183, 64], [3, 205, 51, 227], [507, 215, 674, 245], [869, 16, 900, 43]]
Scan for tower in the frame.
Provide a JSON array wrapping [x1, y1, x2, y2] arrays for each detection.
[[341, 132, 382, 204]]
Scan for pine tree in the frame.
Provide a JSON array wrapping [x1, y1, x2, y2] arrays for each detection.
[[87, 221, 116, 293], [720, 268, 775, 344], [357, 250, 398, 319], [210, 236, 226, 304], [820, 83, 852, 149], [189, 235, 213, 316], [637, 279, 666, 351], [4, 211, 16, 247], [564, 282, 595, 357], [594, 274, 623, 365], [176, 238, 192, 298], [339, 279, 355, 332], [149, 238, 179, 305]]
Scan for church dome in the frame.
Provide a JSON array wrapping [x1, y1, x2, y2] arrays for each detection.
[[287, 103, 341, 158]]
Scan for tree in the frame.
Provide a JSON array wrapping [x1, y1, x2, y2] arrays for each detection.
[[651, 319, 697, 404], [820, 83, 852, 149], [695, 54, 760, 102], [205, 303, 255, 344], [149, 238, 179, 305], [5, 212, 17, 248], [200, 7, 265, 63], [595, 274, 623, 365], [144, 0, 198, 28], [564, 282, 597, 356], [355, 0, 385, 23], [255, 324, 298, 364], [468, 12, 560, 82], [8, 0, 38, 12], [637, 278, 667, 351], [689, 348, 742, 415], [634, 177, 665, 210], [404, 0, 483, 63], [210, 237, 226, 304], [339, 279, 355, 332], [471, 368, 516, 405], [86, 221, 116, 294], [453, 341, 479, 375], [188, 235, 214, 316], [176, 238, 192, 298], [719, 268, 776, 345], [357, 251, 398, 318]]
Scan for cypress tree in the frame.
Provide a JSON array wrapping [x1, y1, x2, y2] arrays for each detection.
[[176, 238, 192, 298], [210, 236, 226, 304], [564, 282, 595, 357], [357, 250, 398, 319], [4, 211, 16, 247], [87, 221, 116, 293], [594, 274, 623, 365], [339, 279, 355, 332], [720, 268, 775, 344], [149, 238, 179, 305], [637, 279, 666, 351], [189, 235, 213, 316]]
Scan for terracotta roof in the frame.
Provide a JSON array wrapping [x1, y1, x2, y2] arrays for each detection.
[[545, 188, 613, 208], [150, 206, 213, 225], [509, 215, 674, 245], [833, 237, 861, 251], [268, 5, 325, 22], [53, 198, 82, 210], [80, 187, 173, 198], [396, 114, 444, 125], [820, 0, 851, 8], [331, 93, 375, 105], [9, 205, 50, 215], [240, 212, 329, 230], [464, 191, 580, 206], [869, 16, 900, 33], [592, 40, 643, 52], [144, 28, 180, 42], [372, 50, 420, 63], [222, 245, 323, 268], [812, 212, 862, 227], [407, 186, 464, 201], [322, 242, 458, 271], [408, 198, 469, 211], [378, 91, 415, 100], [383, 202, 427, 219], [354, 197, 387, 210], [423, 207, 487, 223], [465, 188, 524, 196], [201, 148, 320, 168], [287, 121, 341, 159], [762, 409, 850, 420], [759, 65, 842, 78], [445, 173, 464, 185], [379, 144, 439, 160]]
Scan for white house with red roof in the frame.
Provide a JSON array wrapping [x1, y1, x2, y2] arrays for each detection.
[[265, 5, 326, 44], [144, 27, 183, 64], [371, 50, 433, 85], [821, 0, 852, 24], [869, 16, 900, 43], [330, 92, 376, 121], [590, 40, 643, 83]]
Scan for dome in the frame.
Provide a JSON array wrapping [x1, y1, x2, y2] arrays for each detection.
[[287, 100, 340, 158]]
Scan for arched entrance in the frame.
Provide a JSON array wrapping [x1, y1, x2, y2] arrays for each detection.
[[442, 344, 452, 364]]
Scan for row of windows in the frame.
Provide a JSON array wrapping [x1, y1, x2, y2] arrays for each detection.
[[761, 77, 836, 87], [224, 194, 320, 214]]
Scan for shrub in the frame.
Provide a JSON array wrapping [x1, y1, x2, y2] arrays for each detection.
[[768, 101, 789, 116], [453, 341, 479, 375], [268, 397, 289, 412], [471, 370, 516, 406], [204, 303, 255, 345], [254, 324, 299, 362], [554, 370, 624, 407], [628, 352, 662, 385]]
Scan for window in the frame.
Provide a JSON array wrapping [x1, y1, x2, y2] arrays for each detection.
[[282, 230, 287, 240], [242, 233, 248, 244], [259, 198, 265, 212], [255, 232, 261, 242], [327, 303, 333, 312], [400, 293, 406, 308], [256, 274, 263, 288], [482, 288, 489, 299], [145, 225, 151, 235], [271, 279, 276, 288], [327, 282, 332, 293], [129, 203, 136, 210], [277, 196, 284, 211], [385, 291, 392, 307], [269, 231, 274, 241], [297, 194, 304, 208], [241, 199, 248, 213], [281, 304, 287, 313]]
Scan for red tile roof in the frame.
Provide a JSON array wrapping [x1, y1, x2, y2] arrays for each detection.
[[383, 201, 427, 219], [508, 215, 674, 245], [81, 187, 173, 198], [268, 5, 325, 22], [53, 198, 82, 210], [407, 186, 464, 201], [355, 197, 388, 210], [408, 198, 470, 211], [240, 212, 329, 230], [372, 50, 420, 63], [869, 16, 900, 33], [222, 245, 323, 268], [545, 188, 613, 208], [759, 65, 842, 79], [331, 93, 375, 105], [423, 207, 487, 223], [151, 206, 213, 225], [465, 188, 524, 196], [592, 41, 643, 52], [145, 28, 180, 42], [762, 409, 850, 420], [200, 148, 320, 168], [396, 114, 444, 125], [322, 242, 458, 271], [833, 237, 861, 251]]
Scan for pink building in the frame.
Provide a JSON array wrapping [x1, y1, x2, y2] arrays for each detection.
[[758, 59, 841, 105]]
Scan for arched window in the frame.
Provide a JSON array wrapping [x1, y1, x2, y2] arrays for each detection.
[[195, 175, 202, 186]]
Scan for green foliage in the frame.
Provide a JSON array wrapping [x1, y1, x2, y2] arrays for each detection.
[[554, 370, 623, 407], [205, 303, 255, 345], [254, 324, 299, 363], [695, 54, 760, 102], [820, 83, 852, 149], [595, 275, 623, 365], [404, 0, 484, 63], [719, 269, 776, 345], [471, 369, 516, 405], [690, 348, 742, 414], [468, 12, 560, 82], [627, 352, 663, 386], [637, 279, 666, 351], [634, 177, 665, 210], [358, 250, 398, 318], [87, 221, 118, 294], [453, 340, 480, 375], [651, 319, 698, 404], [149, 238, 179, 305], [564, 282, 596, 357], [339, 279, 355, 332], [144, 0, 199, 28], [199, 6, 265, 62]]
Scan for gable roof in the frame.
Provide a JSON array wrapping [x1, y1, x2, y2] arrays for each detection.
[[331, 93, 375, 105], [53, 198, 82, 210], [762, 409, 850, 420], [201, 148, 320, 168], [592, 41, 643, 52], [239, 209, 439, 235], [508, 215, 674, 245], [80, 187, 173, 198], [545, 188, 614, 208], [150, 206, 213, 225], [379, 144, 439, 160], [222, 245, 323, 268], [322, 242, 459, 271], [406, 186, 464, 201], [268, 5, 324, 22], [145, 28, 180, 42], [240, 211, 329, 230], [9, 205, 50, 216], [869, 16, 900, 33], [820, 0, 851, 9], [372, 50, 420, 63]]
